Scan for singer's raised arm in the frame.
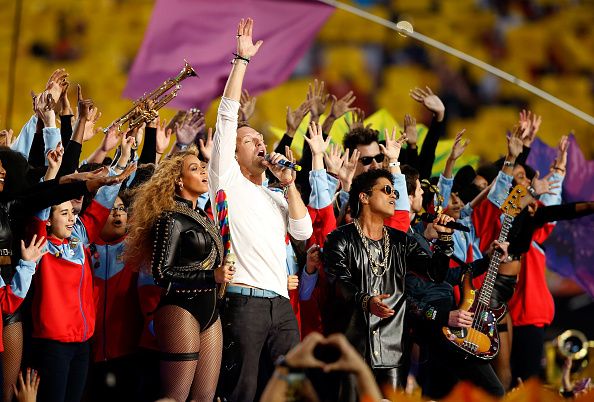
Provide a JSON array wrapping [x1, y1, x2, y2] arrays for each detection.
[[209, 18, 263, 187]]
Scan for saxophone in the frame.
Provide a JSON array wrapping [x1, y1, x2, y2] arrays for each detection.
[[106, 61, 197, 133]]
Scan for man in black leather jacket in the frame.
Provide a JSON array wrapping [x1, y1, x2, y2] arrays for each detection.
[[323, 168, 455, 393]]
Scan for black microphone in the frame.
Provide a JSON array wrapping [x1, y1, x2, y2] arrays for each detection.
[[419, 213, 470, 232], [264, 154, 302, 171]]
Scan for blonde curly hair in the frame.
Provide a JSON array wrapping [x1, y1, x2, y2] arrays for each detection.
[[124, 147, 201, 270]]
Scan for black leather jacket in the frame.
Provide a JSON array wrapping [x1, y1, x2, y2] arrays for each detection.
[[151, 198, 223, 293], [323, 223, 453, 369]]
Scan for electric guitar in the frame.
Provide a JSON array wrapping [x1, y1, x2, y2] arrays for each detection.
[[442, 185, 528, 360]]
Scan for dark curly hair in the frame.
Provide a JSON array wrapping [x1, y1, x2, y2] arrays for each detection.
[[348, 168, 393, 218], [343, 127, 380, 152]]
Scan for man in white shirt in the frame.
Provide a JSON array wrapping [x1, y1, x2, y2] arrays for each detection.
[[208, 18, 313, 402]]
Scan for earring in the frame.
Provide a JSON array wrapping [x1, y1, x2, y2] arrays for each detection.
[[179, 182, 184, 190]]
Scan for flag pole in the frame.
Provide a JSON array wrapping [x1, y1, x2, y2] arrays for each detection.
[[315, 0, 594, 126]]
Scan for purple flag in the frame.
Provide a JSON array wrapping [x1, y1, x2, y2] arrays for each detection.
[[527, 136, 594, 296], [124, 0, 333, 109]]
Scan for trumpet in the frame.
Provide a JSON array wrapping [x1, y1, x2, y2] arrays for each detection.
[[106, 61, 197, 133]]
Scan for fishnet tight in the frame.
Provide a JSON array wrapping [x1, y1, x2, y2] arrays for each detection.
[[1, 322, 23, 402], [155, 305, 222, 402]]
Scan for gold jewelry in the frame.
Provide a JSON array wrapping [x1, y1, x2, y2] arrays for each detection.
[[353, 219, 390, 277]]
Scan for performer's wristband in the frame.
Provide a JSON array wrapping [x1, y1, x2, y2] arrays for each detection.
[[527, 185, 539, 198], [437, 233, 453, 242]]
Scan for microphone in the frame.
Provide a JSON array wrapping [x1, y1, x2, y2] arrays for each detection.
[[264, 154, 302, 172], [419, 213, 470, 232]]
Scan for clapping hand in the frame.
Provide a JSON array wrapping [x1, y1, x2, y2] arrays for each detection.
[[45, 68, 69, 105], [33, 90, 56, 127], [410, 86, 445, 122]]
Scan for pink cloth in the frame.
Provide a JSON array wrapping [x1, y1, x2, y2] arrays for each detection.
[[124, 0, 333, 109]]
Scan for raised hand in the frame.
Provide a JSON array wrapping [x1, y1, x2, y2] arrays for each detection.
[[175, 109, 204, 146], [236, 18, 263, 59], [507, 125, 524, 159], [46, 142, 64, 172], [369, 294, 394, 318], [76, 85, 96, 123], [239, 89, 257, 121], [304, 121, 331, 156], [380, 127, 407, 162], [198, 127, 214, 162], [155, 117, 172, 156], [0, 129, 14, 147], [59, 81, 73, 116], [403, 114, 418, 146], [328, 91, 356, 119], [59, 167, 108, 184], [518, 109, 541, 147], [410, 86, 445, 122], [45, 68, 69, 103], [345, 108, 369, 131], [552, 135, 569, 173], [449, 129, 470, 160], [20, 235, 47, 262], [338, 148, 360, 192], [531, 171, 560, 196], [120, 135, 136, 163], [83, 106, 101, 142], [307, 79, 329, 121], [323, 143, 344, 176], [101, 125, 124, 153], [286, 99, 310, 137], [33, 90, 56, 127]]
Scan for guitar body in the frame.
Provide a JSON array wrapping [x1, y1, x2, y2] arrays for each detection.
[[441, 271, 507, 360]]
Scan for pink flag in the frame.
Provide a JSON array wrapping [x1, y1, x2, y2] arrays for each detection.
[[124, 0, 334, 109]]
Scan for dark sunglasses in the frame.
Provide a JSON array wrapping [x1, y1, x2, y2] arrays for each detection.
[[372, 184, 399, 198], [359, 154, 385, 166]]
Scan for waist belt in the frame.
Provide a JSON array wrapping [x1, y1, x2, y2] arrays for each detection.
[[0, 249, 12, 256], [226, 285, 279, 298]]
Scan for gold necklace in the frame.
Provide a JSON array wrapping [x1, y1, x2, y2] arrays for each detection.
[[353, 219, 390, 277]]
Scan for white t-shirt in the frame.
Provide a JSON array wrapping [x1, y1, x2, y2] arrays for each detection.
[[208, 97, 313, 298]]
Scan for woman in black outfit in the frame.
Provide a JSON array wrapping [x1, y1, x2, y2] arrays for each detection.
[[125, 147, 234, 402]]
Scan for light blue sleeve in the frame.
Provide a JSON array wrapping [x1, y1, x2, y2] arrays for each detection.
[[437, 174, 453, 210], [10, 115, 38, 158], [299, 268, 319, 301], [309, 169, 332, 209], [286, 243, 299, 275], [326, 173, 340, 201], [197, 193, 210, 210], [43, 127, 61, 164], [487, 171, 513, 207], [93, 168, 123, 210], [460, 204, 473, 219], [8, 260, 36, 299], [392, 173, 410, 211], [338, 189, 349, 210], [539, 172, 564, 207], [35, 206, 51, 221]]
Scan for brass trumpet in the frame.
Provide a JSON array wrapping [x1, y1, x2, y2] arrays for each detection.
[[106, 61, 197, 133]]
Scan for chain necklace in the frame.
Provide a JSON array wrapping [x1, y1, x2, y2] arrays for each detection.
[[353, 219, 390, 277]]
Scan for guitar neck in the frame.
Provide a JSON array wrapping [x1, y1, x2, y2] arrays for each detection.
[[477, 213, 514, 306]]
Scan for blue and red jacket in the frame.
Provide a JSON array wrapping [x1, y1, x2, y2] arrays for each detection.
[[90, 235, 143, 361], [31, 184, 120, 343], [0, 259, 36, 351], [137, 270, 163, 350]]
